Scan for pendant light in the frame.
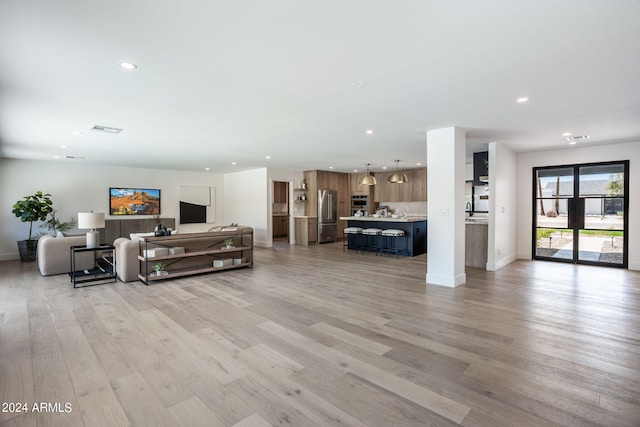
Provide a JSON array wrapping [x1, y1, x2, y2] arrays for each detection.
[[358, 163, 377, 185], [387, 160, 409, 183]]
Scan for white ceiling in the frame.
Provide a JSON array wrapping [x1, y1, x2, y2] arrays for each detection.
[[1, 1, 639, 174]]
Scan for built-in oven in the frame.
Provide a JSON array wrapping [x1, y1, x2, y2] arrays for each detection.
[[351, 195, 368, 215]]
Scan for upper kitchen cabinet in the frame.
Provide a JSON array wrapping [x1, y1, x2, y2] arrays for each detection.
[[273, 181, 288, 203], [350, 172, 372, 195], [473, 151, 489, 185], [374, 168, 426, 202], [412, 168, 427, 201]]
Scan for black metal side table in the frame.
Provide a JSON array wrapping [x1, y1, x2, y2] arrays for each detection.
[[69, 244, 116, 288]]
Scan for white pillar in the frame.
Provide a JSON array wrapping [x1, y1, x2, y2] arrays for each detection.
[[426, 127, 466, 287]]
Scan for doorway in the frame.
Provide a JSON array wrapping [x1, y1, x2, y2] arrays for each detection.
[[533, 161, 628, 267], [272, 181, 290, 241]]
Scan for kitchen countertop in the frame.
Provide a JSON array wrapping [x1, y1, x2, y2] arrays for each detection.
[[340, 216, 427, 223], [294, 215, 317, 219], [272, 213, 289, 217]]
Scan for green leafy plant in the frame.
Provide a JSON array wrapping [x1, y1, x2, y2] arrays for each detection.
[[39, 209, 76, 235], [153, 262, 165, 273], [12, 191, 53, 241], [223, 238, 234, 247], [537, 228, 554, 240]]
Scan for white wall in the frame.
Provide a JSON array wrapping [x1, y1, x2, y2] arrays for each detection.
[[426, 127, 466, 287], [487, 142, 518, 271], [0, 158, 224, 260], [516, 141, 640, 271], [224, 167, 269, 247]]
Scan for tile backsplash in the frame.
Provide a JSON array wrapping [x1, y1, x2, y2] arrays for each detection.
[[272, 202, 288, 214], [380, 201, 427, 216]]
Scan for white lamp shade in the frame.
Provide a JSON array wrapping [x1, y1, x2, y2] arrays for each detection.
[[77, 212, 105, 229]]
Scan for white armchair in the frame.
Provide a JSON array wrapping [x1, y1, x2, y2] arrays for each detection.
[[37, 235, 95, 276]]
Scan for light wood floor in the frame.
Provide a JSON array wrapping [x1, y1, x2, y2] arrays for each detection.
[[1, 242, 639, 426]]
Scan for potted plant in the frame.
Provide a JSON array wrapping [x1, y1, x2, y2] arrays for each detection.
[[223, 238, 234, 249], [153, 262, 167, 276], [39, 209, 76, 237], [12, 191, 53, 262]]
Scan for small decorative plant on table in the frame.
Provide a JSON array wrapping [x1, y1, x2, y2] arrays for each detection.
[[222, 238, 234, 249], [153, 262, 167, 276]]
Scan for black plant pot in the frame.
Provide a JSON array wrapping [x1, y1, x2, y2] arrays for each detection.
[[17, 240, 38, 262]]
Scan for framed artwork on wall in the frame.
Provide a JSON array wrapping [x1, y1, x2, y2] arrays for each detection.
[[109, 188, 161, 215], [179, 185, 214, 224]]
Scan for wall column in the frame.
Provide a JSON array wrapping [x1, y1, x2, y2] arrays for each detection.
[[426, 127, 466, 287]]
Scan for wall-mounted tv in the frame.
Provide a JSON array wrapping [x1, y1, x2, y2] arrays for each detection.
[[110, 188, 161, 215], [180, 201, 206, 224]]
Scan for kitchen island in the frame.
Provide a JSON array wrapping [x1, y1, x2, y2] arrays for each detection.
[[339, 216, 427, 256]]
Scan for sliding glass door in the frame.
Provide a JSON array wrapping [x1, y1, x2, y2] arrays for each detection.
[[533, 161, 628, 267]]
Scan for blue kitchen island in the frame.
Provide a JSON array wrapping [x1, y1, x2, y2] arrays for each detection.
[[339, 216, 427, 257]]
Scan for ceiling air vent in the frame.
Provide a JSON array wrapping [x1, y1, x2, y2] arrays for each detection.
[[65, 155, 85, 160], [566, 134, 590, 142], [90, 124, 123, 134]]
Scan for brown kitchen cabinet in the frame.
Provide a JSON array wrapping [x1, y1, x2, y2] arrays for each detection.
[[294, 217, 317, 245], [303, 170, 349, 237], [374, 167, 426, 202], [272, 215, 289, 238], [273, 181, 288, 203]]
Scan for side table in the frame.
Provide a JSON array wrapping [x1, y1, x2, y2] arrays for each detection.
[[69, 244, 116, 288]]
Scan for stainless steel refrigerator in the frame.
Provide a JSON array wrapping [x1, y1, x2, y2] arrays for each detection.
[[318, 189, 337, 243]]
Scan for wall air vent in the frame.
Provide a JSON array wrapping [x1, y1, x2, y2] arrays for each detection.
[[90, 124, 123, 134], [566, 134, 590, 142]]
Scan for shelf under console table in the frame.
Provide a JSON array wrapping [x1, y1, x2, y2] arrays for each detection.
[[137, 227, 254, 285], [69, 244, 116, 288]]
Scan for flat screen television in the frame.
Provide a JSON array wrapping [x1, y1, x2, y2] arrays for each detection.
[[110, 188, 161, 215], [180, 201, 206, 224]]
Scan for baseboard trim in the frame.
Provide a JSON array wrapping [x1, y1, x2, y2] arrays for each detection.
[[426, 272, 466, 287], [0, 252, 19, 262], [486, 253, 518, 271]]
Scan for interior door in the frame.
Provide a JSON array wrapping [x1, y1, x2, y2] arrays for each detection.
[[533, 161, 628, 267]]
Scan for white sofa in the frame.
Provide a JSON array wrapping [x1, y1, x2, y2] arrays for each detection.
[[37, 235, 96, 276], [114, 237, 141, 282]]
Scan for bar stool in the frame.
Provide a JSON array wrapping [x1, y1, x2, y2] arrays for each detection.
[[381, 229, 406, 258], [362, 228, 383, 255], [343, 227, 363, 252]]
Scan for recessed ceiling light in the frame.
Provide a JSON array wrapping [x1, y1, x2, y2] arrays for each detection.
[[517, 97, 529, 103], [382, 166, 387, 170], [205, 167, 210, 171], [566, 135, 590, 142], [416, 162, 421, 166], [118, 61, 138, 70], [53, 155, 60, 159], [90, 124, 123, 134], [353, 169, 358, 172], [329, 166, 334, 169], [365, 129, 375, 135], [562, 132, 572, 137], [231, 162, 237, 165], [569, 141, 577, 145], [60, 145, 68, 149], [265, 155, 271, 159]]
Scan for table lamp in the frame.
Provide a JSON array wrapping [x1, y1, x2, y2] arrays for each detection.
[[77, 212, 105, 248]]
